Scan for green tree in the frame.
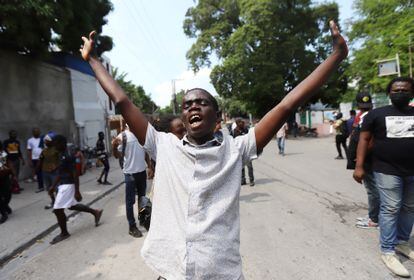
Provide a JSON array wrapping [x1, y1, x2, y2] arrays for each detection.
[[348, 0, 414, 92], [0, 0, 113, 56], [184, 0, 348, 117], [112, 67, 158, 114]]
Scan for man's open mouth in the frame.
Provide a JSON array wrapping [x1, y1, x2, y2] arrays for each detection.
[[189, 114, 203, 128]]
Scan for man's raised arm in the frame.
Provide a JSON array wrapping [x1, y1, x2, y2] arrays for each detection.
[[254, 21, 348, 152], [80, 31, 148, 145]]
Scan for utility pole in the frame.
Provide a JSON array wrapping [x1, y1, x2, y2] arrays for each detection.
[[171, 79, 183, 115]]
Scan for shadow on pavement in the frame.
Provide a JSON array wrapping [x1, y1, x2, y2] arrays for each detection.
[[240, 192, 271, 203], [254, 178, 279, 185]]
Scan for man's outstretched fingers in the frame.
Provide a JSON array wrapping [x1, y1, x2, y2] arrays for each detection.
[[89, 30, 96, 41]]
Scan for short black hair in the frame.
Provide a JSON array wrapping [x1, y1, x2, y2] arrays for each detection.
[[350, 110, 356, 116], [386, 77, 414, 94], [53, 134, 67, 147], [185, 88, 219, 112], [157, 115, 181, 133]]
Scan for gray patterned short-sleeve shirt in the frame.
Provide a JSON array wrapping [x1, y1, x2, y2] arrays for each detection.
[[141, 124, 257, 280]]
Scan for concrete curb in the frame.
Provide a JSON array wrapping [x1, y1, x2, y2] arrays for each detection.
[[0, 180, 124, 267]]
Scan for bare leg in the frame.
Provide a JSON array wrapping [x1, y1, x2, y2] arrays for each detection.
[[51, 209, 70, 244], [69, 204, 103, 226]]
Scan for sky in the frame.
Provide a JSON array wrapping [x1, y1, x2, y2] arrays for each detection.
[[102, 0, 354, 108]]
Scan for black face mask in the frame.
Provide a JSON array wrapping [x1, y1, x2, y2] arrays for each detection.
[[390, 92, 412, 109]]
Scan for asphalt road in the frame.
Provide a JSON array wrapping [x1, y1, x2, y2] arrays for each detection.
[[1, 136, 410, 280]]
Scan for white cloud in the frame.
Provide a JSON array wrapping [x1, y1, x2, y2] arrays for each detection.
[[152, 68, 217, 108]]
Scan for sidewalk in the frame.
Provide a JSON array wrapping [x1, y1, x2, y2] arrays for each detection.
[[0, 157, 124, 265]]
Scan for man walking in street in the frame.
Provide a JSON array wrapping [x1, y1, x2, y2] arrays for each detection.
[[354, 77, 414, 277], [27, 128, 44, 192], [3, 130, 25, 193], [233, 119, 255, 186], [38, 132, 60, 208], [112, 125, 147, 238], [96, 131, 111, 185], [333, 112, 348, 159], [276, 122, 288, 156], [348, 93, 379, 229]]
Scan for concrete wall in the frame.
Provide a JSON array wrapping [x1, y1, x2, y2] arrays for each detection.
[[0, 50, 75, 179]]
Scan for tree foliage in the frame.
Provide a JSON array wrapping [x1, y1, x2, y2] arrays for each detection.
[[0, 0, 113, 56], [112, 68, 158, 115], [348, 0, 414, 93], [184, 0, 348, 117]]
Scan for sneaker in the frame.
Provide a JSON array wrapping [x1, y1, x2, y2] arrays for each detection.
[[381, 253, 410, 277], [249, 181, 255, 187], [335, 156, 344, 160], [103, 181, 112, 185], [97, 179, 103, 184], [35, 188, 45, 193], [396, 242, 414, 262], [129, 225, 143, 238], [25, 178, 34, 183], [241, 180, 247, 186], [356, 215, 369, 222], [355, 219, 378, 229]]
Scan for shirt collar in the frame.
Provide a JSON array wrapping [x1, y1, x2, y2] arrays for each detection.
[[182, 132, 223, 148]]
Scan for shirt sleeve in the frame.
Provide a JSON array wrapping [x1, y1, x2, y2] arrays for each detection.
[[234, 127, 258, 165], [143, 123, 161, 161], [361, 110, 375, 132], [27, 139, 32, 150]]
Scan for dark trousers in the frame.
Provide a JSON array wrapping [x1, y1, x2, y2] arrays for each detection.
[[9, 158, 20, 179], [32, 159, 44, 190], [242, 161, 254, 183], [0, 176, 12, 216], [335, 135, 347, 158], [125, 171, 147, 227]]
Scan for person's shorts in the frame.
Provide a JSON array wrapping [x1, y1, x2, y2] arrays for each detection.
[[53, 184, 77, 209]]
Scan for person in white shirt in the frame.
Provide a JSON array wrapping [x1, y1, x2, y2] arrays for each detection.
[[27, 128, 44, 191], [112, 126, 148, 238], [276, 122, 288, 156]]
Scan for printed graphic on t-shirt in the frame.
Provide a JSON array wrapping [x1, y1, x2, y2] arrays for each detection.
[[386, 116, 414, 138], [6, 143, 19, 154]]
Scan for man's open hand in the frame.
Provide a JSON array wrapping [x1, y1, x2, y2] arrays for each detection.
[[80, 31, 96, 61], [329, 20, 348, 60]]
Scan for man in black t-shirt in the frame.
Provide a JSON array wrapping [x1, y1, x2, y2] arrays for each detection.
[[353, 77, 414, 277], [3, 130, 25, 182]]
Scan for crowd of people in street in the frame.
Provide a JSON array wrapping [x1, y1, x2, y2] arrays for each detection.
[[1, 18, 414, 280], [0, 129, 113, 225]]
